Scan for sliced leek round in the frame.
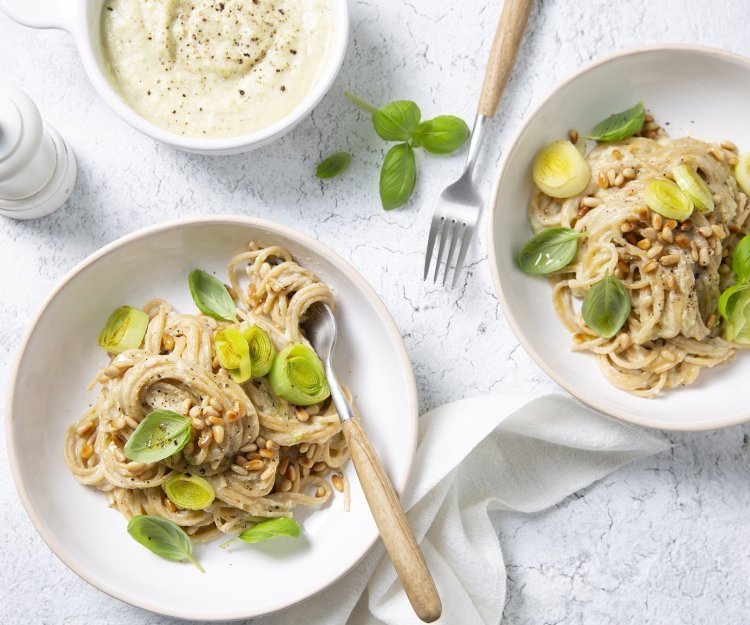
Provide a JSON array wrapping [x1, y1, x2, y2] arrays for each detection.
[[98, 306, 149, 354], [214, 327, 252, 383], [671, 165, 713, 213], [643, 179, 693, 221], [242, 324, 276, 378], [532, 140, 591, 198], [163, 473, 215, 510], [736, 152, 750, 196], [268, 344, 330, 406]]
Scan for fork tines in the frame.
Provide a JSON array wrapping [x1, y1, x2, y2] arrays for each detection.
[[424, 216, 472, 287]]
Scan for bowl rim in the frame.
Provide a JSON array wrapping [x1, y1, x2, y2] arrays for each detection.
[[68, 0, 350, 153], [486, 43, 750, 432], [5, 215, 419, 619]]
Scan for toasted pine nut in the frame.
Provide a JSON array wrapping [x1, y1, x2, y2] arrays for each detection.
[[665, 219, 677, 230], [680, 220, 693, 232], [721, 140, 737, 152], [165, 498, 177, 513], [245, 459, 264, 471], [728, 156, 739, 167], [259, 448, 275, 459], [225, 410, 239, 422], [690, 241, 699, 262], [207, 416, 223, 426], [698, 226, 713, 237], [711, 224, 726, 239], [298, 456, 313, 468], [256, 436, 267, 448], [278, 456, 290, 475], [699, 247, 711, 267], [708, 147, 725, 161], [642, 227, 657, 241], [80, 443, 94, 459], [103, 365, 121, 378], [266, 439, 280, 451], [316, 487, 326, 498], [642, 261, 657, 273], [660, 254, 680, 266], [332, 474, 344, 492], [192, 417, 204, 430], [568, 129, 579, 144], [202, 406, 220, 418], [279, 480, 293, 492], [582, 196, 601, 208], [620, 222, 634, 233], [287, 464, 297, 482], [667, 274, 678, 290], [198, 430, 213, 448], [295, 407, 310, 422], [597, 171, 609, 188], [647, 243, 664, 259], [661, 227, 673, 243], [614, 173, 625, 186], [637, 206, 650, 220], [637, 238, 652, 250], [261, 466, 276, 481], [313, 461, 328, 473], [623, 167, 636, 179], [675, 234, 690, 248], [188, 406, 201, 419], [162, 334, 175, 351]]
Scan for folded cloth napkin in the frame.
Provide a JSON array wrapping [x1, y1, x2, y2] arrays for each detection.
[[257, 392, 667, 625]]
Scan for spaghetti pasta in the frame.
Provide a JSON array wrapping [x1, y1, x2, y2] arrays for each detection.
[[65, 242, 349, 541]]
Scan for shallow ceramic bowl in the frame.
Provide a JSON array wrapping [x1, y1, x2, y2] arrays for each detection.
[[0, 0, 349, 155], [7, 216, 418, 619], [488, 45, 750, 431]]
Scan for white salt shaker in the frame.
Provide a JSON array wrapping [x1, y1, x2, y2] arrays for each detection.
[[0, 84, 77, 220]]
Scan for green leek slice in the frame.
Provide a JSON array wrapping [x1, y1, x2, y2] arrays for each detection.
[[242, 325, 276, 377], [98, 306, 149, 354], [215, 327, 251, 383], [671, 165, 714, 213], [268, 344, 330, 406], [736, 153, 750, 196], [163, 473, 215, 510], [643, 179, 693, 221], [532, 140, 591, 199]]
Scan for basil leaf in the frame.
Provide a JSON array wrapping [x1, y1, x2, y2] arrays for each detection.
[[123, 410, 192, 463], [316, 151, 352, 179], [411, 115, 470, 154], [732, 235, 750, 283], [127, 515, 203, 572], [586, 102, 645, 143], [718, 283, 750, 320], [582, 273, 632, 338], [379, 143, 416, 210], [516, 227, 584, 274], [724, 288, 750, 344], [188, 269, 237, 322], [372, 100, 421, 142], [237, 518, 301, 543]]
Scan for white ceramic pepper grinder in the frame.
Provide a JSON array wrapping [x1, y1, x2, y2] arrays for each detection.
[[0, 83, 77, 219]]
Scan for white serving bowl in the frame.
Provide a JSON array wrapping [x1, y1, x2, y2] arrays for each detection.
[[488, 45, 750, 431], [6, 216, 418, 619], [0, 0, 349, 154]]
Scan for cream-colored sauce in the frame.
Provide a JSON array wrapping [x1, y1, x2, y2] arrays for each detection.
[[101, 0, 334, 138]]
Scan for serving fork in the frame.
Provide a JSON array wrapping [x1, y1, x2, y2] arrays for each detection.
[[424, 0, 532, 286], [305, 303, 442, 623]]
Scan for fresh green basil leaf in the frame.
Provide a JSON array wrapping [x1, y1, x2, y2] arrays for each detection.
[[516, 227, 584, 274], [380, 143, 417, 210], [372, 100, 421, 142], [237, 518, 301, 543], [732, 235, 750, 283], [718, 283, 750, 320], [411, 116, 470, 154], [188, 269, 237, 322], [316, 152, 352, 179], [582, 273, 632, 338], [586, 102, 645, 143], [722, 286, 750, 343], [127, 515, 203, 572], [123, 410, 192, 463]]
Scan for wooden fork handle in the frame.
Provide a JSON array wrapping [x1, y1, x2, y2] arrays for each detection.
[[477, 0, 533, 118], [342, 418, 442, 623]]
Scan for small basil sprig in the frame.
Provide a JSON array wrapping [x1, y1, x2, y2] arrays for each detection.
[[733, 235, 750, 282], [586, 102, 645, 143], [188, 269, 237, 322], [582, 272, 631, 338], [127, 515, 204, 572], [380, 144, 417, 211], [411, 116, 470, 154], [316, 152, 352, 179], [124, 410, 192, 463], [517, 227, 585, 274], [220, 518, 301, 548], [344, 91, 469, 210]]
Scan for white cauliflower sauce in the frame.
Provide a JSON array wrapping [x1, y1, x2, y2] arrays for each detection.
[[101, 0, 335, 138]]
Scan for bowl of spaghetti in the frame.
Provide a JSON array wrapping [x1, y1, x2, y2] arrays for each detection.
[[488, 45, 750, 430], [6, 216, 418, 619]]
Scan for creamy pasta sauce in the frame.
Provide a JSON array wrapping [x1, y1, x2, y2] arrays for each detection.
[[101, 0, 334, 138]]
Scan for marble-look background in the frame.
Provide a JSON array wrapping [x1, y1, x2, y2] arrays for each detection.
[[2, 1, 749, 623]]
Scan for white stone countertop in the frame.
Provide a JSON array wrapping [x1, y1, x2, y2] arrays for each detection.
[[2, 1, 750, 624]]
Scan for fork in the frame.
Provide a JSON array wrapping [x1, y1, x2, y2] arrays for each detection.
[[424, 0, 533, 286], [305, 303, 442, 623]]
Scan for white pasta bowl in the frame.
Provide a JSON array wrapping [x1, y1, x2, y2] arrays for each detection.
[[0, 0, 349, 155], [488, 45, 750, 431], [6, 216, 418, 619]]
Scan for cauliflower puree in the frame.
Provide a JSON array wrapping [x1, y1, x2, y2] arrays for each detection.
[[102, 0, 334, 138]]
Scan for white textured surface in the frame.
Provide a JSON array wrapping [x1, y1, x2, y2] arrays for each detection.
[[1, 1, 749, 623]]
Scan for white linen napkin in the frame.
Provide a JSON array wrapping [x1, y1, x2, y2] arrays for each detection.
[[257, 392, 668, 625]]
